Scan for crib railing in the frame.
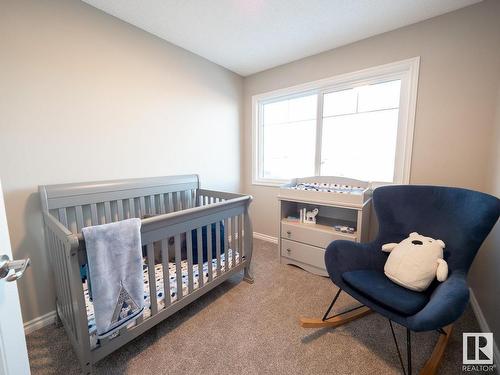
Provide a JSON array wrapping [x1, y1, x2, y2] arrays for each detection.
[[45, 175, 199, 233], [40, 176, 253, 375]]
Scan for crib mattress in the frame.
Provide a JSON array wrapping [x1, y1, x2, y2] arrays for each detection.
[[84, 251, 240, 348]]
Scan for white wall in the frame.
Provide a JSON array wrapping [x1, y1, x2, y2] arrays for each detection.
[[242, 0, 500, 238], [0, 0, 243, 323]]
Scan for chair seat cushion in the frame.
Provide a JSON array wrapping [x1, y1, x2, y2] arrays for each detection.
[[342, 270, 429, 316]]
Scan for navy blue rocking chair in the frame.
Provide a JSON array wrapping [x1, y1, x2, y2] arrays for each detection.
[[300, 185, 499, 374]]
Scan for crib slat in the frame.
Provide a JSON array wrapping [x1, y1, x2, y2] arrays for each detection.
[[117, 200, 124, 220], [215, 221, 221, 277], [160, 239, 171, 307], [175, 192, 181, 211], [68, 209, 78, 234], [238, 215, 243, 265], [242, 214, 247, 260], [179, 191, 184, 211], [232, 216, 237, 266], [181, 191, 188, 210], [207, 225, 213, 282], [174, 234, 183, 300], [197, 228, 204, 287], [172, 192, 178, 211], [166, 193, 173, 213], [186, 230, 194, 293], [149, 195, 155, 215], [75, 205, 84, 232], [128, 198, 136, 218], [224, 218, 230, 270], [233, 216, 237, 247], [139, 196, 146, 218], [159, 194, 166, 214], [146, 244, 158, 316], [90, 204, 98, 225], [163, 193, 168, 213], [104, 201, 112, 223], [58, 208, 68, 228], [191, 190, 196, 208]]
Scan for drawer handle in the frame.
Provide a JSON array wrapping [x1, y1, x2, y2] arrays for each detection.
[[286, 248, 291, 253], [286, 231, 291, 236]]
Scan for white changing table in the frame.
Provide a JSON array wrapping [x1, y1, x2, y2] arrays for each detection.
[[278, 176, 372, 277]]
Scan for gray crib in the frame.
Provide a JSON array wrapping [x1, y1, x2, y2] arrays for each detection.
[[39, 175, 253, 374]]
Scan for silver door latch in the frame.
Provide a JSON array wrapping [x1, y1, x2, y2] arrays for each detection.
[[0, 254, 30, 282]]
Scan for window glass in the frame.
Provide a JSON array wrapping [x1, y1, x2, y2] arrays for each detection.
[[357, 80, 401, 112], [261, 94, 317, 179], [320, 109, 399, 182], [256, 77, 405, 183], [288, 95, 317, 122], [263, 120, 316, 180], [323, 89, 357, 117]]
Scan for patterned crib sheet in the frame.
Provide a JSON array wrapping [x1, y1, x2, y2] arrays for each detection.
[[84, 251, 240, 348]]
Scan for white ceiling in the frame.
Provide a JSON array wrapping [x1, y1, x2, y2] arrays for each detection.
[[82, 0, 481, 76]]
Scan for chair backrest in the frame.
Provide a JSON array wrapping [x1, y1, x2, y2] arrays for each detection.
[[373, 185, 499, 273]]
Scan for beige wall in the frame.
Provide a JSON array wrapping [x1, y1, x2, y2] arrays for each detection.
[[242, 0, 500, 239], [0, 0, 243, 323], [469, 84, 500, 347]]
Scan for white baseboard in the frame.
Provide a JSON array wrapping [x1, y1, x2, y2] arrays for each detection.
[[253, 232, 278, 244], [469, 288, 499, 371], [24, 310, 57, 335]]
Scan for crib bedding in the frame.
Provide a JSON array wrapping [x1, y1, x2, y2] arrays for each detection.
[[84, 250, 240, 348]]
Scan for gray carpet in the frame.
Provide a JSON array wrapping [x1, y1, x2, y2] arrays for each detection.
[[27, 239, 480, 374]]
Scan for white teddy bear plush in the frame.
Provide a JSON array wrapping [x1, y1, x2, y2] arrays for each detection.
[[382, 232, 448, 292]]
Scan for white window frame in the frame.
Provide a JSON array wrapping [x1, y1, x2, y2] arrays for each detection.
[[251, 57, 420, 186]]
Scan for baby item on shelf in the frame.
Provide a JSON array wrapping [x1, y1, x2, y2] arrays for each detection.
[[334, 225, 355, 234], [304, 208, 319, 224]]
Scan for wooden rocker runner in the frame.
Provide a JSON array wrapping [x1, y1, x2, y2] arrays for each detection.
[[299, 185, 499, 375]]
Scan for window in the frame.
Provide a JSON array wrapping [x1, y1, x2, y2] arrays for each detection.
[[252, 58, 419, 185]]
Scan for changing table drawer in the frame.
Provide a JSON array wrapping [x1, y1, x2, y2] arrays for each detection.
[[281, 221, 355, 248], [281, 239, 326, 271]]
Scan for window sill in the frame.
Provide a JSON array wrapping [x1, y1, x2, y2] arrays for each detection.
[[251, 179, 288, 187]]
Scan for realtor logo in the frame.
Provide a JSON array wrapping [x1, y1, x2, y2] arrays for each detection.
[[463, 333, 493, 365]]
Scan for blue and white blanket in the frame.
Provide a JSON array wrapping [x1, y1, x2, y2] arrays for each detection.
[[82, 218, 144, 338]]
